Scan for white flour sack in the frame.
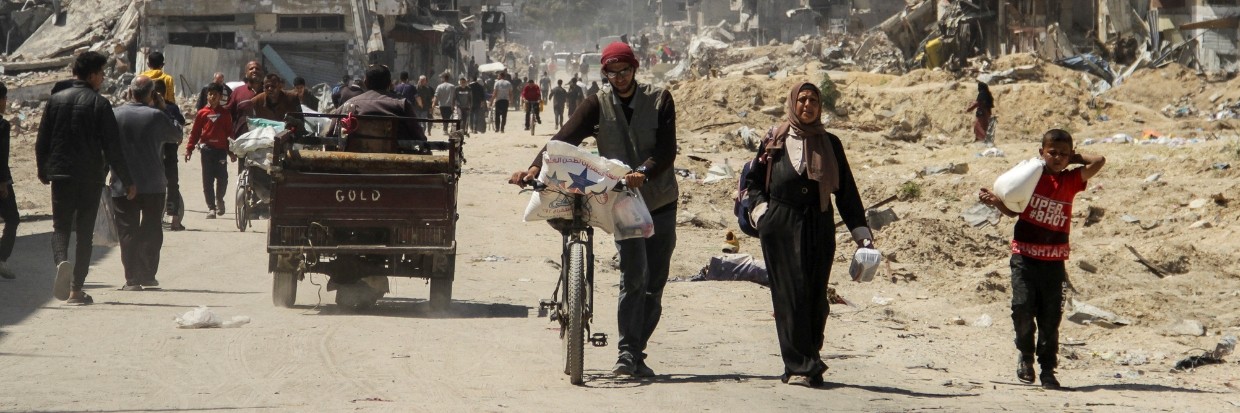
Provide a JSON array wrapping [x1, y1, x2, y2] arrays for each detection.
[[523, 141, 637, 235], [993, 157, 1046, 213]]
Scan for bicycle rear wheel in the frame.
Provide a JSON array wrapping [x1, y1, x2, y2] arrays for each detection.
[[235, 185, 249, 232], [563, 242, 585, 385]]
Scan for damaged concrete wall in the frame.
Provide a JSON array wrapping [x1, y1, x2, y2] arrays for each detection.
[[13, 0, 137, 61]]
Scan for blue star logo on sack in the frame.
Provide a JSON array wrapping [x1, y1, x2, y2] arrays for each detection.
[[568, 168, 598, 194], [545, 171, 567, 190]]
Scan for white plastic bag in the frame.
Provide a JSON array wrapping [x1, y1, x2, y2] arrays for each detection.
[[523, 141, 635, 236], [611, 191, 654, 240], [993, 157, 1045, 213], [92, 192, 118, 248], [174, 306, 251, 329], [849, 248, 882, 282]]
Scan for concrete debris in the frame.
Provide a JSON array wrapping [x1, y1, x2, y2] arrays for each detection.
[[1077, 260, 1099, 273], [921, 163, 968, 176], [1188, 220, 1212, 229], [1162, 319, 1206, 337], [1066, 298, 1131, 327], [960, 203, 1000, 227]]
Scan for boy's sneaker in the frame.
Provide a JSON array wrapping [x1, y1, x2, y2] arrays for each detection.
[[52, 261, 73, 301], [1040, 371, 1061, 390], [1017, 359, 1035, 384], [205, 209, 217, 219], [0, 261, 15, 280], [120, 284, 144, 291], [634, 359, 655, 378]]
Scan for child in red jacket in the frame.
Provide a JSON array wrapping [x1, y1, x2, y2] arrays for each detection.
[[184, 83, 234, 218]]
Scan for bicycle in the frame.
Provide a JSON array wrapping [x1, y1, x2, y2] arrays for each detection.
[[526, 179, 618, 385]]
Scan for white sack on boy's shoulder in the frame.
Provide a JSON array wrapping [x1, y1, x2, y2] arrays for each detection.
[[993, 157, 1045, 213]]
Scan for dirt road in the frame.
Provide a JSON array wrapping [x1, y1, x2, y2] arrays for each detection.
[[0, 120, 1232, 412]]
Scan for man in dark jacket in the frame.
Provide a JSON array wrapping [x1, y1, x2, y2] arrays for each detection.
[[36, 51, 135, 305], [469, 76, 486, 134], [336, 65, 426, 143]]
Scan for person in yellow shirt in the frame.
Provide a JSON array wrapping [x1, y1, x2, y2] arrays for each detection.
[[140, 51, 176, 105]]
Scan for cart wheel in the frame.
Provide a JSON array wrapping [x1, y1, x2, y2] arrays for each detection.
[[235, 186, 249, 232], [429, 278, 453, 311], [272, 270, 297, 307]]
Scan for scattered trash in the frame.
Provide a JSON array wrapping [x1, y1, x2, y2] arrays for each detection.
[[473, 255, 508, 263], [1212, 162, 1231, 170], [972, 314, 993, 328], [517, 278, 532, 282], [1144, 173, 1161, 183], [871, 295, 893, 306], [1116, 351, 1149, 366], [1077, 260, 1098, 273], [1125, 244, 1169, 278], [960, 202, 1001, 227], [977, 147, 1005, 157], [1172, 336, 1232, 372], [702, 161, 735, 184], [921, 163, 969, 176], [1066, 298, 1131, 327], [689, 254, 768, 285], [174, 306, 250, 329], [1162, 319, 1206, 337], [1084, 206, 1105, 226]]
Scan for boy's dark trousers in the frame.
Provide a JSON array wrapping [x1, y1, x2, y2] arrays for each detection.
[[0, 183, 17, 261], [200, 147, 229, 211], [1010, 254, 1066, 371], [494, 100, 509, 132], [113, 193, 166, 285], [163, 144, 183, 217]]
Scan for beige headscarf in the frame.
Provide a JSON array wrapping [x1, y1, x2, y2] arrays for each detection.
[[771, 82, 839, 212]]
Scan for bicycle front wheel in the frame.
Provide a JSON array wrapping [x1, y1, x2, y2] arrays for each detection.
[[563, 242, 585, 385], [235, 185, 250, 232]]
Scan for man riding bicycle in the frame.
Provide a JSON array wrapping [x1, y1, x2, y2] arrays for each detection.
[[521, 78, 542, 131], [510, 42, 678, 378]]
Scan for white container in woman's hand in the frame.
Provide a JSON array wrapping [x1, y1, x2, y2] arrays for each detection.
[[849, 248, 882, 282]]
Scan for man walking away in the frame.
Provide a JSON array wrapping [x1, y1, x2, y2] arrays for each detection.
[[432, 73, 457, 134], [331, 74, 350, 107], [539, 72, 551, 101], [491, 73, 513, 133], [185, 83, 234, 219], [113, 76, 182, 291], [0, 83, 16, 279], [151, 81, 186, 232], [416, 75, 435, 135], [196, 72, 230, 111], [36, 51, 135, 305], [566, 77, 583, 117], [394, 71, 416, 110], [455, 77, 473, 134], [550, 79, 567, 129], [469, 76, 486, 134], [141, 51, 177, 105]]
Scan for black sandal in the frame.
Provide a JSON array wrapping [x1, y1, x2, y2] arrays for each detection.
[[64, 293, 94, 306]]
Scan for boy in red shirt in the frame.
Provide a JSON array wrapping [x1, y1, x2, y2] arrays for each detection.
[[184, 83, 235, 218], [521, 79, 541, 130], [979, 129, 1105, 390]]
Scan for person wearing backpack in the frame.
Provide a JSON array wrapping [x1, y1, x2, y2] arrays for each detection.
[[742, 82, 877, 388]]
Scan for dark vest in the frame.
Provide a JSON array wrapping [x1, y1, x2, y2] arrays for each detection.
[[595, 84, 678, 211]]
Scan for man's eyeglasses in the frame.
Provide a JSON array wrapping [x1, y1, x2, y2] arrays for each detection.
[[603, 67, 633, 79]]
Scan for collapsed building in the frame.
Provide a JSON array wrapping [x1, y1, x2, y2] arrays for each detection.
[[2, 0, 500, 102]]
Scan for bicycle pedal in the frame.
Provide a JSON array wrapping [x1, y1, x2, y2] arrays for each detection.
[[589, 333, 607, 347]]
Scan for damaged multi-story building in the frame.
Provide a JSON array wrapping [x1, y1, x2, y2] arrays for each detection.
[[5, 0, 499, 99]]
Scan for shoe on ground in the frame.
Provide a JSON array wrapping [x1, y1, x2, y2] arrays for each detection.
[[1040, 371, 1061, 390], [205, 210, 216, 219], [785, 374, 823, 388], [53, 261, 73, 301], [634, 360, 655, 378], [216, 206, 225, 216], [63, 292, 93, 306], [121, 284, 144, 291], [0, 261, 15, 280], [141, 279, 160, 289], [612, 355, 636, 376], [170, 223, 186, 231], [1017, 358, 1035, 384]]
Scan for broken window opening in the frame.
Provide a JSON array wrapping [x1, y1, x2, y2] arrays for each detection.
[[168, 32, 237, 49], [278, 15, 346, 32]]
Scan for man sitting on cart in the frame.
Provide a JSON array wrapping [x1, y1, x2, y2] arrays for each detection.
[[241, 73, 300, 214], [335, 65, 427, 153]]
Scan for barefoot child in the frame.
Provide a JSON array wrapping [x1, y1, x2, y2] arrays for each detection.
[[979, 129, 1105, 389]]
